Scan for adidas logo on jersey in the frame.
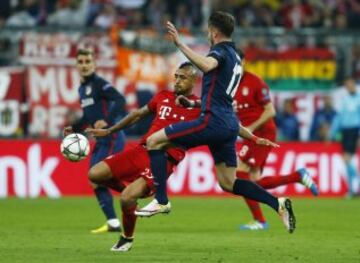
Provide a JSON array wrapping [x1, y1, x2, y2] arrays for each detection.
[[162, 99, 169, 103]]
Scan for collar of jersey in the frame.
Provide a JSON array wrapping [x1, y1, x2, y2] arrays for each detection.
[[82, 73, 96, 84], [212, 41, 235, 49]]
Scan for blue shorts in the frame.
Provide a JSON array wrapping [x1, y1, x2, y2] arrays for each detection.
[[165, 114, 238, 167], [90, 131, 125, 167], [341, 128, 359, 154]]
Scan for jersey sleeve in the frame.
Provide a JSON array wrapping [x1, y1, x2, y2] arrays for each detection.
[[255, 80, 271, 106], [71, 114, 89, 132], [99, 79, 126, 125], [147, 92, 161, 112], [72, 89, 90, 132], [207, 46, 225, 65], [185, 95, 201, 120]]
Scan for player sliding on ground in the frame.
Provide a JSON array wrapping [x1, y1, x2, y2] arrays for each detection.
[[86, 62, 280, 251], [136, 11, 296, 233], [86, 62, 200, 251]]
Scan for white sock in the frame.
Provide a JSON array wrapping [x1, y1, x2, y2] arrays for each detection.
[[107, 218, 120, 228]]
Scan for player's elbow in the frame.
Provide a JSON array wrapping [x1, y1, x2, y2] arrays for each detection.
[[202, 63, 217, 73], [265, 105, 276, 118], [146, 136, 157, 150], [200, 57, 218, 73], [202, 65, 215, 73], [269, 107, 276, 118]]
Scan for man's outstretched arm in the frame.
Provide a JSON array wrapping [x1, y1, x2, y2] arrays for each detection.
[[239, 125, 279, 148], [86, 106, 151, 137], [167, 21, 218, 73]]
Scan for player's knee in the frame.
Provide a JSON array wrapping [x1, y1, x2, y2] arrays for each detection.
[[218, 176, 235, 192], [88, 167, 99, 184], [120, 191, 135, 207], [120, 193, 129, 205], [88, 164, 105, 184], [250, 170, 261, 181], [236, 160, 251, 173]]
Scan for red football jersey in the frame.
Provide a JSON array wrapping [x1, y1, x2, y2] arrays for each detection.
[[233, 71, 276, 132], [141, 90, 201, 161]]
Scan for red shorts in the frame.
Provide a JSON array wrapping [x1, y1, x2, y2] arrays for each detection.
[[103, 144, 175, 197], [238, 129, 276, 169]]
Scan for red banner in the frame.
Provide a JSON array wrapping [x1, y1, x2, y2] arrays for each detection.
[[24, 66, 125, 137], [0, 67, 25, 137], [19, 32, 117, 67], [0, 140, 352, 198], [22, 65, 330, 140]]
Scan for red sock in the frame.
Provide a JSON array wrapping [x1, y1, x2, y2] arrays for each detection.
[[236, 171, 266, 223], [256, 171, 301, 189], [121, 204, 137, 238], [244, 198, 266, 223]]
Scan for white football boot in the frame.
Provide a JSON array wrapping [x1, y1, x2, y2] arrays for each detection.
[[298, 168, 319, 196], [135, 199, 171, 217], [110, 236, 133, 252], [278, 197, 296, 233]]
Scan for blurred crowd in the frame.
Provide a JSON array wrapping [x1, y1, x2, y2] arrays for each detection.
[[0, 0, 202, 30], [1, 0, 360, 30], [275, 77, 359, 142], [1, 0, 360, 142]]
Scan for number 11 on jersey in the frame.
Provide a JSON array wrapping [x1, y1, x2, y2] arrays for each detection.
[[226, 63, 243, 98]]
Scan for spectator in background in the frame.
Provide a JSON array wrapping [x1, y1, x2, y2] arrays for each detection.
[[346, 0, 360, 29], [234, 0, 275, 28], [352, 44, 360, 81], [0, 38, 11, 65], [276, 98, 300, 141], [47, 0, 89, 27], [6, 0, 38, 27], [188, 0, 203, 27], [310, 95, 337, 141], [174, 3, 192, 29], [144, 0, 167, 31], [330, 77, 360, 198], [0, 0, 11, 27], [334, 13, 348, 29], [278, 0, 315, 29], [128, 10, 145, 28], [94, 3, 117, 29], [113, 0, 146, 9]]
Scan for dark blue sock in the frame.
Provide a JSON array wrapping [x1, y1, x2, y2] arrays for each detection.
[[233, 179, 279, 212], [149, 149, 168, 205], [94, 186, 117, 220]]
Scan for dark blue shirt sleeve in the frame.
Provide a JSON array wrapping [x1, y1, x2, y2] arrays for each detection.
[[71, 114, 89, 133], [100, 82, 126, 125], [207, 46, 225, 65]]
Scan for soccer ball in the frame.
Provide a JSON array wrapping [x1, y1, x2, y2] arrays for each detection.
[[60, 133, 90, 162]]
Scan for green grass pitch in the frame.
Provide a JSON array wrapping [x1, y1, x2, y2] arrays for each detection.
[[0, 197, 359, 263]]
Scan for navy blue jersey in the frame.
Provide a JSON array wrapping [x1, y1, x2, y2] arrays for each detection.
[[72, 73, 126, 144], [202, 41, 242, 129]]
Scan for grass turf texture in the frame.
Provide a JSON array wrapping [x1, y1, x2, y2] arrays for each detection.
[[0, 197, 359, 263]]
